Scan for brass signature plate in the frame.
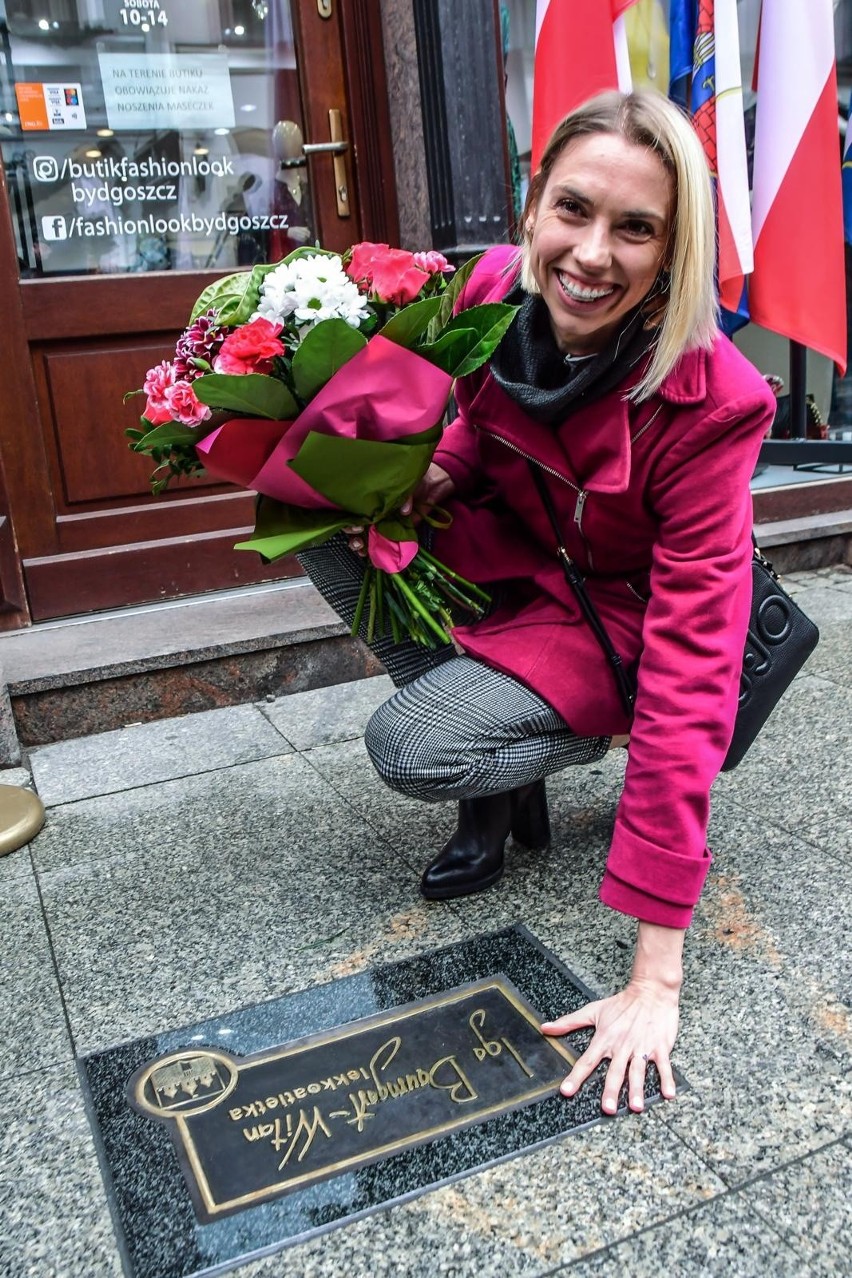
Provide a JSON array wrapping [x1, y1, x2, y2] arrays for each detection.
[[128, 977, 575, 1221]]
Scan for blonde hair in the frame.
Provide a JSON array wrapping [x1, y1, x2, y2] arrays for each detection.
[[519, 90, 718, 401]]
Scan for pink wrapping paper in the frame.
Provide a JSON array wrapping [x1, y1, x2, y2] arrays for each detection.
[[245, 336, 450, 506], [367, 525, 420, 572], [194, 417, 291, 488], [195, 336, 453, 566]]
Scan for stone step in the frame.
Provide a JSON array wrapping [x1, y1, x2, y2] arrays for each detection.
[[0, 578, 382, 757], [754, 508, 852, 573]]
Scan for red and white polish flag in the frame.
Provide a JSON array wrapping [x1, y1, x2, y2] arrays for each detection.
[[713, 0, 753, 312], [531, 0, 641, 172], [749, 0, 846, 371]]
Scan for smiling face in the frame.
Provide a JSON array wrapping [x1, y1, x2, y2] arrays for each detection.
[[525, 131, 674, 356]]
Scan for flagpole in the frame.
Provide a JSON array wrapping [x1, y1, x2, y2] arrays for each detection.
[[789, 341, 807, 439]]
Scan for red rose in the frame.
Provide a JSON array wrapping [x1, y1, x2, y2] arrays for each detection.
[[213, 317, 286, 375], [345, 241, 429, 305]]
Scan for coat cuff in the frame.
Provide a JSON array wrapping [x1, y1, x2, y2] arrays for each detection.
[[598, 872, 697, 929], [432, 451, 476, 497], [601, 823, 712, 923]]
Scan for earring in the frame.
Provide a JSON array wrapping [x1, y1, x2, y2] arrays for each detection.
[[650, 269, 671, 297], [641, 270, 670, 329]]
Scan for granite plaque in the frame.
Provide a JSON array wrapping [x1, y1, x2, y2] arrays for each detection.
[[128, 977, 575, 1221], [81, 927, 672, 1278]]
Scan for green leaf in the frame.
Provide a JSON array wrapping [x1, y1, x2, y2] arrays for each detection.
[[123, 388, 144, 403], [378, 296, 442, 349], [290, 320, 367, 402], [189, 260, 283, 326], [289, 431, 437, 521], [193, 373, 298, 419], [133, 420, 200, 451], [235, 496, 349, 562], [422, 302, 520, 379], [416, 328, 477, 378], [373, 516, 415, 543], [190, 270, 254, 326], [426, 252, 483, 343], [448, 302, 520, 378]]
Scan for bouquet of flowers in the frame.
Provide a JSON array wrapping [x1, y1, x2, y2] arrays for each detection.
[[127, 242, 519, 646]]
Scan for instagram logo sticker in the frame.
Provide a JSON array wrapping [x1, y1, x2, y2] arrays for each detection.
[[33, 156, 59, 182]]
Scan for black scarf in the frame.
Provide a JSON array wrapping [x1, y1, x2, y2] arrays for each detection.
[[489, 289, 656, 424]]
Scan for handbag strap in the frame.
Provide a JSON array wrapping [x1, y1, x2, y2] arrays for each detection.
[[527, 461, 636, 716]]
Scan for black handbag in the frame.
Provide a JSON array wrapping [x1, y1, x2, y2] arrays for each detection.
[[527, 462, 819, 771]]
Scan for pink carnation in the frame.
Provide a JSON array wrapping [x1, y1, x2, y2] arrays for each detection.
[[213, 317, 285, 375], [413, 251, 455, 276], [163, 381, 211, 427], [345, 241, 429, 305], [143, 360, 177, 425]]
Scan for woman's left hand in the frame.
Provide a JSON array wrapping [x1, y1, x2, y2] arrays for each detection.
[[541, 975, 680, 1115]]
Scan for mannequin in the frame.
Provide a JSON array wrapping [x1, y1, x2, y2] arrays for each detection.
[[270, 119, 314, 256]]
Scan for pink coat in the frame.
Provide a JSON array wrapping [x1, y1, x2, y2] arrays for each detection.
[[432, 246, 777, 929]]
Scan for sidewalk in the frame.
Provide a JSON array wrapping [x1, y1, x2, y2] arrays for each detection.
[[2, 566, 850, 1277]]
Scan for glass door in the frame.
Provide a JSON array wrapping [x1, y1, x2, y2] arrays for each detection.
[[0, 0, 390, 624], [0, 0, 329, 278]]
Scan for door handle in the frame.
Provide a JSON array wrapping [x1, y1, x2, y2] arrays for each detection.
[[302, 109, 351, 218], [302, 140, 348, 155]]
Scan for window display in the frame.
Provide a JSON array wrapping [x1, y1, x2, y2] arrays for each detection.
[[0, 0, 314, 276]]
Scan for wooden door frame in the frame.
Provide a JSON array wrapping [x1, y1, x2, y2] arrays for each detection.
[[0, 0, 398, 629]]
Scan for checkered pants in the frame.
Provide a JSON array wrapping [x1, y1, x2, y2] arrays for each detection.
[[299, 536, 610, 801]]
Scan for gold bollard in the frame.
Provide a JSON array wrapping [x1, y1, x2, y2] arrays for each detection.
[[0, 784, 45, 856]]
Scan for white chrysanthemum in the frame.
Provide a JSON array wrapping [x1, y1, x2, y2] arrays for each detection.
[[253, 254, 369, 335]]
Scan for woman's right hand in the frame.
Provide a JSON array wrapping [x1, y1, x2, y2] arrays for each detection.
[[412, 462, 456, 515], [344, 463, 455, 557]]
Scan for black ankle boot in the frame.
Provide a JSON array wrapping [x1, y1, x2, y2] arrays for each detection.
[[421, 792, 512, 900], [510, 779, 550, 851]]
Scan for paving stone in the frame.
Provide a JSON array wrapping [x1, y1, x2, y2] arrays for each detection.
[[563, 1191, 813, 1277], [741, 1140, 852, 1277], [0, 766, 34, 789], [778, 583, 852, 624], [0, 1063, 123, 1278], [806, 621, 852, 688], [28, 704, 294, 806], [0, 876, 72, 1079], [714, 674, 852, 861], [33, 752, 472, 1054], [0, 840, 36, 883]]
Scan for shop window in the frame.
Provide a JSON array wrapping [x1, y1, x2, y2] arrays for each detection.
[[0, 0, 314, 277]]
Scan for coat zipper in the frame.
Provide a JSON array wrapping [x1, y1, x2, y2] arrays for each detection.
[[630, 402, 664, 444], [476, 426, 595, 570]]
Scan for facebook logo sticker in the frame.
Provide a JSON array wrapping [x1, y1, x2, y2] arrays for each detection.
[[41, 215, 68, 241]]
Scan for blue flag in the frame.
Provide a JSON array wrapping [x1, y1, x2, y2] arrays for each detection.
[[719, 278, 750, 337], [844, 89, 852, 244], [669, 0, 698, 108]]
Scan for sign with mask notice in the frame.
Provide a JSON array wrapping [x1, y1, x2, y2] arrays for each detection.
[[98, 53, 236, 131]]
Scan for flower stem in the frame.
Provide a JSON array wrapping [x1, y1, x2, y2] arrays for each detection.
[[351, 563, 372, 639], [392, 573, 451, 644], [416, 549, 491, 602]]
